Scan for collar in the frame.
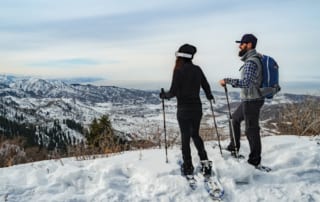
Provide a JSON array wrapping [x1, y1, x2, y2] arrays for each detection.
[[241, 49, 257, 62]]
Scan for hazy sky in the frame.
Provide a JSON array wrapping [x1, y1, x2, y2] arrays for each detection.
[[0, 0, 319, 90]]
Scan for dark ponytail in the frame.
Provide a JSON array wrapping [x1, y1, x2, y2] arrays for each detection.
[[174, 57, 191, 71]]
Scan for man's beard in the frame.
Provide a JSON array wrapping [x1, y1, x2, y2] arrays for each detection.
[[238, 49, 247, 57]]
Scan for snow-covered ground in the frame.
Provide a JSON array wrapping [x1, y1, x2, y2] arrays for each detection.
[[1, 135, 319, 202]]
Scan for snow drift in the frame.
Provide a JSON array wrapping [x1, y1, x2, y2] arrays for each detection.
[[0, 135, 319, 202]]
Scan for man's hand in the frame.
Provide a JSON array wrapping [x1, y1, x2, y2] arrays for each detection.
[[219, 79, 226, 87]]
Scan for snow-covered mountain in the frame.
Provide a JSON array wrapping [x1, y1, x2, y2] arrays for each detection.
[[0, 75, 318, 149], [0, 135, 319, 201], [0, 76, 163, 147], [1, 76, 160, 104]]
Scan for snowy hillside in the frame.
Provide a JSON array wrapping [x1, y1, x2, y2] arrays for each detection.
[[1, 135, 319, 202], [1, 75, 316, 144], [1, 74, 319, 160]]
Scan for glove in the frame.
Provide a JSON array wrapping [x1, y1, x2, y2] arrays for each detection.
[[207, 94, 213, 100], [159, 91, 166, 99], [160, 88, 174, 100], [207, 94, 215, 104]]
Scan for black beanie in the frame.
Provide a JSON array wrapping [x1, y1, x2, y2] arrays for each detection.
[[176, 44, 197, 59]]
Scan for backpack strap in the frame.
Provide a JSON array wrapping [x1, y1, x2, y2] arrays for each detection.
[[246, 54, 264, 97]]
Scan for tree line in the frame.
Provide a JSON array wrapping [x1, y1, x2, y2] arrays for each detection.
[[0, 114, 132, 167]]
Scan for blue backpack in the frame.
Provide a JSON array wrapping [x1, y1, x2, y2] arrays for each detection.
[[253, 54, 281, 99]]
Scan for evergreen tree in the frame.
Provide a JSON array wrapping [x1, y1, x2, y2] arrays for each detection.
[[86, 115, 117, 153]]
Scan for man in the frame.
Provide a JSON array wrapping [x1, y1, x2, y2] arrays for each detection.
[[160, 44, 214, 176], [219, 34, 266, 169]]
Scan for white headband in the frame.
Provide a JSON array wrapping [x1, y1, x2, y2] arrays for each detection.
[[175, 52, 193, 58]]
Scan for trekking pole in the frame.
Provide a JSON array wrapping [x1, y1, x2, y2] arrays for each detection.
[[209, 99, 222, 156], [224, 86, 239, 159], [161, 88, 169, 163]]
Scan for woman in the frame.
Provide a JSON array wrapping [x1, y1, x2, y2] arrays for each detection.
[[160, 44, 214, 176]]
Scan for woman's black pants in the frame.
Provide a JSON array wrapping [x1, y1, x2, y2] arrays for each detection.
[[177, 108, 208, 168]]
